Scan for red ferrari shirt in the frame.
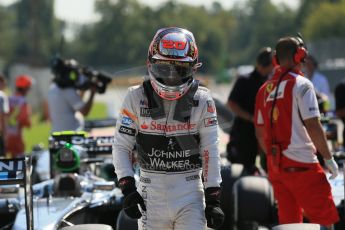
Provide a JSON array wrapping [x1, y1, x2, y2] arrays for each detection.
[[254, 67, 320, 163]]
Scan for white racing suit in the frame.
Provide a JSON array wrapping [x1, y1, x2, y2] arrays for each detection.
[[113, 81, 222, 230]]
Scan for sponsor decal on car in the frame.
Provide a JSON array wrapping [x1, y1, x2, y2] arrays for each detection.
[[121, 116, 134, 126], [204, 116, 218, 127], [119, 126, 136, 136]]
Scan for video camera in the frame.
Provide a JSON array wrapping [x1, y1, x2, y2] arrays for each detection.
[[50, 56, 112, 94]]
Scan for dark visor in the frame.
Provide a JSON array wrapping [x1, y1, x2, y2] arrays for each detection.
[[150, 62, 194, 87]]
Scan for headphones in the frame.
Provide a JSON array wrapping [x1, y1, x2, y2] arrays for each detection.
[[273, 36, 308, 65], [293, 37, 307, 64]]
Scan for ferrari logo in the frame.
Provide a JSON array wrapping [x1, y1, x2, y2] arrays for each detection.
[[266, 83, 274, 93]]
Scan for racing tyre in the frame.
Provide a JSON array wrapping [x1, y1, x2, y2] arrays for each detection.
[[233, 176, 275, 230], [61, 224, 113, 230], [219, 163, 246, 230], [116, 209, 138, 230]]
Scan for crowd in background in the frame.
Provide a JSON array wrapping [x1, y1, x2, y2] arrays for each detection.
[[0, 74, 32, 159]]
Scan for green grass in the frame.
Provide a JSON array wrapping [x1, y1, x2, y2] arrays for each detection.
[[86, 102, 108, 120], [23, 102, 107, 153], [23, 115, 51, 153]]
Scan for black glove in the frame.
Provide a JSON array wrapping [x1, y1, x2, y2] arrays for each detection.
[[205, 187, 225, 229], [119, 176, 146, 219]]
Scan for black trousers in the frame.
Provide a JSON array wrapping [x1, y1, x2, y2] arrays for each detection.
[[227, 135, 258, 173]]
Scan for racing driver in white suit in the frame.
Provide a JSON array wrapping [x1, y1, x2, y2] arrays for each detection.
[[112, 27, 224, 229]]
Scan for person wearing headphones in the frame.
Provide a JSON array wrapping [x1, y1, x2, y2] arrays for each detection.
[[6, 75, 32, 158], [254, 37, 339, 228], [113, 27, 224, 230], [227, 47, 274, 174]]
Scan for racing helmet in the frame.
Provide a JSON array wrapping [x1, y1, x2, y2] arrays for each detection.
[[147, 27, 201, 100], [15, 75, 32, 89]]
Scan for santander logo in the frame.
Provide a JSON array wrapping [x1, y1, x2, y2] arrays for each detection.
[[141, 122, 149, 129], [140, 121, 196, 132]]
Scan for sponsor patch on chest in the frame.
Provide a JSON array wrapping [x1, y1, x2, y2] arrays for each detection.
[[140, 121, 197, 132], [140, 107, 150, 117]]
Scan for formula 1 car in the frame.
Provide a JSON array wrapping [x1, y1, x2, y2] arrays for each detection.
[[12, 173, 123, 229], [0, 127, 124, 230]]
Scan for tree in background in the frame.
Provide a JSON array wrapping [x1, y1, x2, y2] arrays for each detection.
[[67, 0, 235, 74], [0, 5, 17, 66], [229, 0, 296, 66], [14, 0, 63, 66], [1, 0, 345, 73], [302, 0, 345, 40], [295, 0, 328, 29]]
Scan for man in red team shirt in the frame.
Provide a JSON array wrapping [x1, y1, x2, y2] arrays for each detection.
[[254, 37, 339, 229]]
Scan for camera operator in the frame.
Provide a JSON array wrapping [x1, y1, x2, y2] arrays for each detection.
[[47, 58, 97, 132]]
